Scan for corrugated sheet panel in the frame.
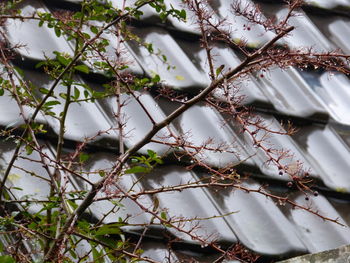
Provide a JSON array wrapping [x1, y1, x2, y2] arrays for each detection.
[[1, 0, 350, 261]]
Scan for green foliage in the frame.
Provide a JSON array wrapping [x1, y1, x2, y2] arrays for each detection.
[[126, 149, 163, 174], [0, 255, 15, 263]]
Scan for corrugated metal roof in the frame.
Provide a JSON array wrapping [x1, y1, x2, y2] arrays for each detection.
[[1, 0, 350, 262]]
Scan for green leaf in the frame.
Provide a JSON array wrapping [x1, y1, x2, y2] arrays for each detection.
[[73, 12, 83, 19], [147, 149, 156, 158], [54, 27, 61, 37], [79, 153, 89, 163], [179, 9, 186, 20], [39, 87, 50, 94], [146, 43, 153, 53], [92, 247, 104, 263], [216, 65, 225, 76], [77, 220, 91, 234], [0, 256, 15, 263], [161, 54, 167, 62], [35, 61, 45, 69], [160, 211, 167, 220], [92, 91, 105, 99], [59, 93, 67, 100], [0, 88, 4, 96], [74, 65, 89, 74], [69, 249, 77, 259], [95, 223, 122, 236], [159, 12, 167, 21], [90, 25, 98, 34], [44, 100, 61, 107], [73, 87, 80, 100], [25, 144, 33, 155], [14, 66, 24, 78], [152, 74, 160, 83], [67, 199, 78, 210], [55, 52, 70, 66], [154, 158, 163, 165], [84, 90, 89, 99], [125, 166, 150, 174]]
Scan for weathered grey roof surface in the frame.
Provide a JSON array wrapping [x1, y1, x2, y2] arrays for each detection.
[[1, 0, 350, 262]]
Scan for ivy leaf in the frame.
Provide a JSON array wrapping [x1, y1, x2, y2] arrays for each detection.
[[74, 65, 90, 74], [0, 88, 4, 96]]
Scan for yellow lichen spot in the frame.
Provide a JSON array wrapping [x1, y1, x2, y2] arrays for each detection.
[[232, 38, 241, 44], [247, 42, 260, 49], [335, 187, 347, 193], [8, 173, 21, 183], [34, 188, 41, 193], [175, 75, 185, 81]]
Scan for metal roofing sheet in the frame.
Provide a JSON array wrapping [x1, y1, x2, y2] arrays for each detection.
[[293, 125, 350, 192], [303, 0, 350, 9], [203, 178, 307, 256], [1, 0, 350, 261], [128, 27, 208, 90], [256, 67, 327, 118], [289, 193, 350, 253], [276, 8, 334, 52], [209, 0, 275, 48], [6, 1, 73, 61]]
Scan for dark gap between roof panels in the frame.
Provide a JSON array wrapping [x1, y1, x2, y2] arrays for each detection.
[[45, 0, 283, 53], [255, 107, 329, 126], [45, 0, 203, 42], [253, 171, 350, 201], [254, 0, 350, 18], [301, 5, 350, 19], [43, 0, 82, 12]]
